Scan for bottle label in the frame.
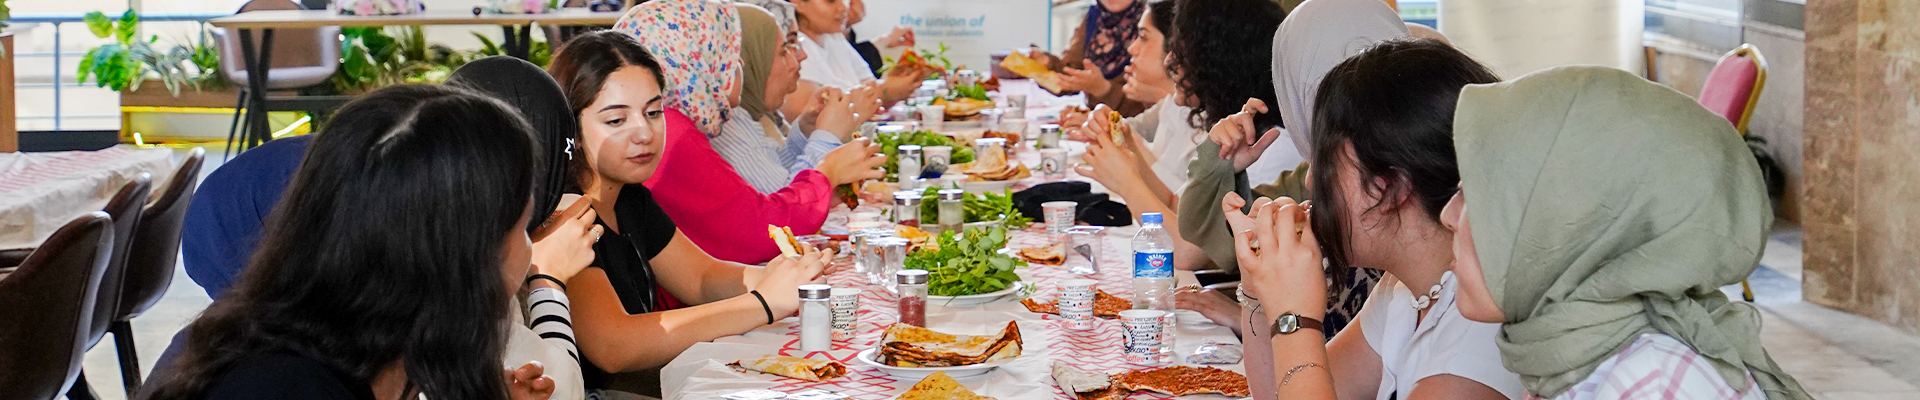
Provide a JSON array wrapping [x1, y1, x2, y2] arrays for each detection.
[[1133, 251, 1173, 278]]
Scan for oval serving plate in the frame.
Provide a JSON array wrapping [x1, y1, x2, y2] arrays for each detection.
[[855, 348, 1011, 379], [927, 281, 1023, 308]]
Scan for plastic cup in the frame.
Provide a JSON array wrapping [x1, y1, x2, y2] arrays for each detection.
[[1119, 309, 1167, 365], [917, 104, 946, 132], [830, 288, 861, 341], [1040, 148, 1069, 180], [1057, 279, 1099, 330], [1042, 201, 1077, 234]]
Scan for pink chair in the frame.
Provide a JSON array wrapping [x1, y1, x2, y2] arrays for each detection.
[[1697, 44, 1768, 136], [1698, 44, 1767, 302]]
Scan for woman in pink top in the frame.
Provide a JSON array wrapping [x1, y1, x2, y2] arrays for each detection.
[[616, 0, 885, 264]]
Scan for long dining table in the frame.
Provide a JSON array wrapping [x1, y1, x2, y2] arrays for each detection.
[[659, 104, 1246, 399]]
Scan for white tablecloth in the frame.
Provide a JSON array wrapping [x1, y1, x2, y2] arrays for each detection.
[[661, 226, 1243, 400], [0, 146, 178, 249]]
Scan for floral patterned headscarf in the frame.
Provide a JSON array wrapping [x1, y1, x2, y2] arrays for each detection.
[[615, 0, 742, 135]]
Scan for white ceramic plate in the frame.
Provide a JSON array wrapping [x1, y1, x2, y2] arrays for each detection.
[[855, 348, 1011, 379], [927, 281, 1023, 308], [961, 179, 1017, 193]]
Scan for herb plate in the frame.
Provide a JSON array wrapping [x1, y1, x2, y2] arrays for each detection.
[[927, 281, 1023, 308]]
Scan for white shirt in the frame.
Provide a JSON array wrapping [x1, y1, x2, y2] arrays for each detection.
[[798, 32, 876, 89], [1357, 271, 1525, 400], [1130, 95, 1199, 191], [1543, 333, 1766, 400]]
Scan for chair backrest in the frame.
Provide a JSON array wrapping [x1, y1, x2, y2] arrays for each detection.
[[82, 174, 153, 348], [1697, 43, 1768, 135], [0, 212, 114, 400], [117, 148, 205, 320], [217, 0, 341, 85]]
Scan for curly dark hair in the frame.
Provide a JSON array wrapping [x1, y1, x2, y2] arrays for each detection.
[[1166, 0, 1285, 129]]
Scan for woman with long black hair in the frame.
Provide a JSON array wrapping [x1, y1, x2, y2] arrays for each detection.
[[142, 84, 559, 400]]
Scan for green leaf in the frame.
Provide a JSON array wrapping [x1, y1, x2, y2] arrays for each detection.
[[76, 50, 97, 83], [84, 11, 113, 39], [115, 10, 139, 44]]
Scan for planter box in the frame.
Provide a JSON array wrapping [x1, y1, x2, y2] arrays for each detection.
[[119, 81, 244, 109]]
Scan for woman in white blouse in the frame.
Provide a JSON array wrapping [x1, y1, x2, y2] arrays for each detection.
[[784, 0, 933, 118]]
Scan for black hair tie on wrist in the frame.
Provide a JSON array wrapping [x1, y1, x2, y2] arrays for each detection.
[[525, 273, 567, 291], [749, 290, 775, 325]]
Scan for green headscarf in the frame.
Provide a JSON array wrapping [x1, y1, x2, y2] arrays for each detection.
[[735, 4, 785, 134], [1453, 66, 1809, 400]]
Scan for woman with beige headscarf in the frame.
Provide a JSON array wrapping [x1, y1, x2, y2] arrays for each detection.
[[709, 3, 885, 195], [1230, 65, 1811, 400]]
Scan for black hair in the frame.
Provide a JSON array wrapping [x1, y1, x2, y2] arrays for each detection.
[[447, 56, 579, 229], [141, 84, 538, 400], [1145, 0, 1174, 49], [1308, 38, 1499, 279], [546, 30, 667, 189], [1166, 0, 1284, 129]]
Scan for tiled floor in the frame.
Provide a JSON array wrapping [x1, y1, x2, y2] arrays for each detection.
[[65, 146, 1920, 399]]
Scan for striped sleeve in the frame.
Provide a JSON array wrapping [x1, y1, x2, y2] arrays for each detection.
[[782, 128, 842, 174], [527, 287, 579, 362], [713, 114, 801, 194]]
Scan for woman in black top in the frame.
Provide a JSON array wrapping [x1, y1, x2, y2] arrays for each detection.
[[141, 85, 562, 400], [543, 31, 833, 391]]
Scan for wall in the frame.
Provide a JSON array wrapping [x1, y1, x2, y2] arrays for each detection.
[[1802, 0, 1920, 334]]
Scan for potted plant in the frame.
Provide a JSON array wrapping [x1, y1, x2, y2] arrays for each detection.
[[75, 10, 235, 108]]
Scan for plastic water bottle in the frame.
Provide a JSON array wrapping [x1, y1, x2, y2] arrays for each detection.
[[1132, 212, 1177, 363]]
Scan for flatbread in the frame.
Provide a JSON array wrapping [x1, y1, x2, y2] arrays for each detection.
[[768, 225, 803, 257], [998, 51, 1064, 94], [1113, 366, 1250, 397], [878, 322, 1023, 367], [727, 356, 847, 382], [1106, 110, 1126, 145], [899, 372, 996, 400], [1020, 290, 1134, 319], [1050, 362, 1129, 400], [1018, 242, 1065, 265]]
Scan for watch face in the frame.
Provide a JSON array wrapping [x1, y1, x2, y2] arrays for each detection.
[[1275, 314, 1299, 334]]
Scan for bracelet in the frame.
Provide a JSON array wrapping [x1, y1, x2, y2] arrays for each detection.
[[1282, 363, 1329, 386], [749, 290, 775, 325], [525, 273, 567, 291]]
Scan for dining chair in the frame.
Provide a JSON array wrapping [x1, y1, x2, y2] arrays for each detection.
[[1696, 44, 1767, 301], [1698, 44, 1768, 136], [108, 147, 205, 393], [0, 212, 115, 400], [215, 0, 340, 157], [61, 176, 153, 400]]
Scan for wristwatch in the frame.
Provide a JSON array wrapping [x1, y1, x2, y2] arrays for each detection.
[[1271, 313, 1324, 335]]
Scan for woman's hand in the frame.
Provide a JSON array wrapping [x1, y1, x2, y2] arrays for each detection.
[[815, 89, 862, 140], [848, 84, 884, 118], [1222, 193, 1326, 320], [1060, 60, 1114, 96], [1208, 98, 1283, 172], [529, 194, 601, 283], [1061, 105, 1100, 142], [1075, 118, 1147, 195], [506, 361, 555, 400], [816, 138, 888, 186], [1121, 65, 1168, 103], [877, 25, 916, 48], [1177, 287, 1244, 335], [752, 248, 836, 319]]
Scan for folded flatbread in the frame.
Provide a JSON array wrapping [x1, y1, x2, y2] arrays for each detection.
[[1020, 290, 1133, 319], [1018, 242, 1065, 265], [1051, 362, 1128, 400], [998, 51, 1064, 94], [727, 356, 847, 382], [1113, 366, 1249, 397], [878, 322, 1023, 367], [899, 371, 996, 400], [1106, 110, 1126, 145]]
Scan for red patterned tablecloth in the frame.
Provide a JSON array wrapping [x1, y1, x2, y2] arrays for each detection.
[[660, 223, 1244, 400]]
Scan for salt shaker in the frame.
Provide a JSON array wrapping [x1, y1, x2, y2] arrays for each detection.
[[798, 284, 832, 353], [892, 190, 923, 227], [1037, 123, 1062, 149], [937, 189, 965, 234], [897, 145, 923, 188], [896, 270, 930, 327]]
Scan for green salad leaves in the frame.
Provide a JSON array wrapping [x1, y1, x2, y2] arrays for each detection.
[[918, 188, 1033, 230], [906, 225, 1026, 296]]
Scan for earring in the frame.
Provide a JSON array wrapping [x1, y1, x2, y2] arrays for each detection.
[[565, 138, 576, 160]]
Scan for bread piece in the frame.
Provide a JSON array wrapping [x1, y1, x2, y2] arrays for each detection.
[[726, 356, 847, 382], [899, 371, 996, 400]]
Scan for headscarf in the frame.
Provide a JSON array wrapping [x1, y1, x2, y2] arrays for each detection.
[[1454, 66, 1811, 400], [734, 4, 786, 134], [1081, 0, 1144, 80], [733, 0, 795, 32], [1269, 0, 1407, 159], [445, 56, 578, 229], [615, 0, 742, 135]]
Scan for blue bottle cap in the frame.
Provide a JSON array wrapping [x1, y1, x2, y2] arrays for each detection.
[[1140, 212, 1163, 224]]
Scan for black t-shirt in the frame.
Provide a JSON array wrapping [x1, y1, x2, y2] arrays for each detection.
[[200, 352, 374, 400], [584, 184, 677, 391]]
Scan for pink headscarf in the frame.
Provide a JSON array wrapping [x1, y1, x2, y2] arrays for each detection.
[[615, 0, 742, 135]]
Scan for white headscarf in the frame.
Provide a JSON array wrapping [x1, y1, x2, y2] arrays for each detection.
[[1270, 0, 1408, 159]]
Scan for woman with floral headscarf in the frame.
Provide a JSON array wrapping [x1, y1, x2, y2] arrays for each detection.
[[611, 0, 884, 265]]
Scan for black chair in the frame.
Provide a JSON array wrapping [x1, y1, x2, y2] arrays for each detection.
[[108, 147, 204, 393], [0, 212, 116, 400]]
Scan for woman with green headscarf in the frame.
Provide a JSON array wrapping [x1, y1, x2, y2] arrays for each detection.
[[710, 3, 887, 195], [1228, 65, 1810, 400]]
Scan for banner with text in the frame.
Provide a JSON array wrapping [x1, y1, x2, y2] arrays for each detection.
[[851, 0, 1053, 72]]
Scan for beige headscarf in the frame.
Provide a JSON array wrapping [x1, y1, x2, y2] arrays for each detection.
[[734, 4, 787, 137], [1269, 0, 1407, 159], [1454, 66, 1810, 400]]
